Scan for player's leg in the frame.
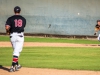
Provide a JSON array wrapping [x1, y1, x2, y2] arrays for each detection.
[[9, 35, 18, 72], [9, 33, 24, 72], [13, 34, 24, 56], [97, 34, 100, 41], [13, 35, 24, 71]]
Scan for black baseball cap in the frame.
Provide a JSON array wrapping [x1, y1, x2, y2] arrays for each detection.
[[14, 6, 21, 13], [97, 20, 100, 22]]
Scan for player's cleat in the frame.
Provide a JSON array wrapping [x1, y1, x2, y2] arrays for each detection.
[[15, 64, 22, 71], [9, 66, 15, 72]]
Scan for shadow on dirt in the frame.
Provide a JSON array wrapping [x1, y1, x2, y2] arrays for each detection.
[[0, 65, 9, 72]]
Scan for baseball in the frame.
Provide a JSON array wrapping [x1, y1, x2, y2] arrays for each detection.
[[78, 13, 80, 15]]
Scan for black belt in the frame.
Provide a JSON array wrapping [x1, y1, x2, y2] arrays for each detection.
[[10, 32, 23, 34]]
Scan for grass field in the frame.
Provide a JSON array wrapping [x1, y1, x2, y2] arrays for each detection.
[[0, 47, 100, 71], [0, 35, 100, 71], [0, 35, 99, 44]]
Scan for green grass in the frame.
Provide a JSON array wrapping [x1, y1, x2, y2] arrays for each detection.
[[0, 35, 100, 71], [0, 35, 10, 41], [25, 37, 98, 44], [0, 47, 100, 71], [0, 35, 99, 44]]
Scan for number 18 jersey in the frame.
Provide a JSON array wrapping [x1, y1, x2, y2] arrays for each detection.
[[5, 15, 26, 33]]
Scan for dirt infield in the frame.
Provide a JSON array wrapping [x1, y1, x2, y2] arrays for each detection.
[[0, 42, 100, 47], [0, 67, 100, 75], [0, 42, 100, 75]]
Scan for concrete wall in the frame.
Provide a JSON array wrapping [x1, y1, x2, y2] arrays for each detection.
[[0, 0, 100, 35]]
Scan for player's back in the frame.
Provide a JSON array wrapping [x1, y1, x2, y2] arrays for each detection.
[[9, 15, 26, 33]]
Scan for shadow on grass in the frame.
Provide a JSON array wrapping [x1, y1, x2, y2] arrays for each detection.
[[0, 65, 9, 72]]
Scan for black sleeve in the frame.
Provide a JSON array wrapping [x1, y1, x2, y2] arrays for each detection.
[[24, 18, 26, 27], [5, 17, 11, 26]]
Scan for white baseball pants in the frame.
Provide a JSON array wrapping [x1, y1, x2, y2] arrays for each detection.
[[98, 34, 100, 41], [10, 32, 24, 57]]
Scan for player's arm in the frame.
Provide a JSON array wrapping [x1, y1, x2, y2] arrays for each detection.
[[24, 18, 26, 27], [5, 25, 10, 35], [5, 17, 11, 35]]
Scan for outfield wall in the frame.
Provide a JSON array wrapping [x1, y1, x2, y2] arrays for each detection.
[[0, 0, 100, 35]]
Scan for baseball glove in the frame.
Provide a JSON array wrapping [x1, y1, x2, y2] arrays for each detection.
[[94, 32, 97, 35], [6, 29, 10, 35], [95, 25, 100, 31], [94, 25, 100, 35]]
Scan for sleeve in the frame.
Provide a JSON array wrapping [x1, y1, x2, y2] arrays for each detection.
[[24, 18, 26, 27], [5, 17, 11, 27]]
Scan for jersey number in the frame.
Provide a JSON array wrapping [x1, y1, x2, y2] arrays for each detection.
[[14, 19, 22, 27]]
